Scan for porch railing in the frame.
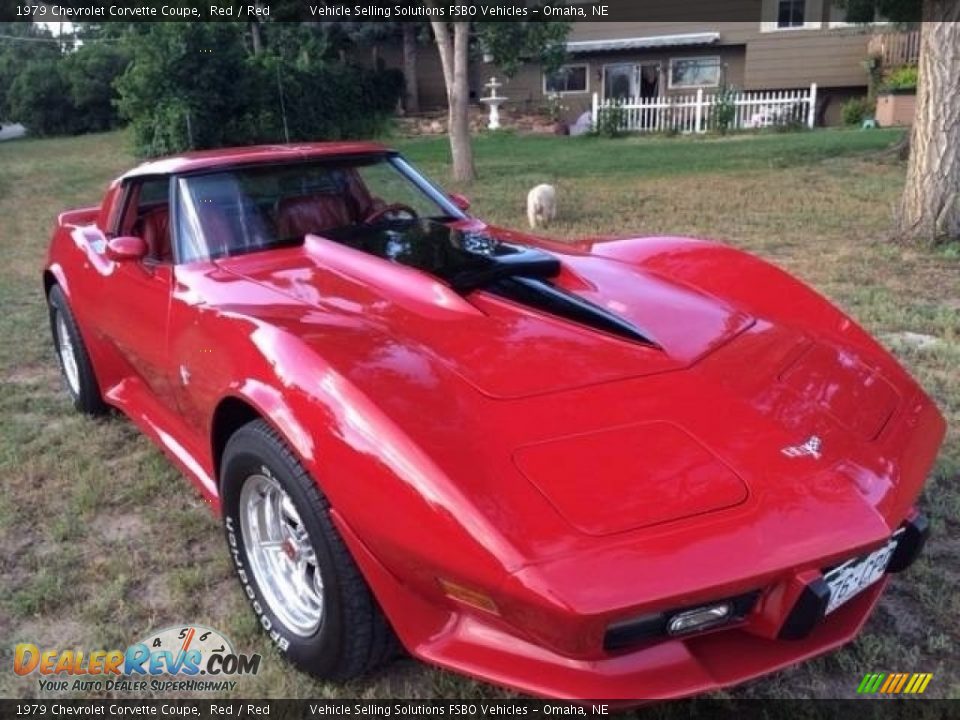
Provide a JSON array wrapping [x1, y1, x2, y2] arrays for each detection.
[[868, 30, 921, 67], [591, 84, 818, 134]]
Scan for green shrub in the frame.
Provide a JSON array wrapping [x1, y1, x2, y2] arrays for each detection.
[[5, 43, 129, 136], [7, 60, 72, 136], [0, 23, 60, 121], [841, 97, 874, 126], [61, 44, 131, 133], [595, 102, 628, 138], [115, 23, 403, 157], [884, 65, 918, 92], [710, 84, 738, 134]]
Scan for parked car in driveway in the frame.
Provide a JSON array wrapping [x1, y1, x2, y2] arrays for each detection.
[[43, 142, 944, 701]]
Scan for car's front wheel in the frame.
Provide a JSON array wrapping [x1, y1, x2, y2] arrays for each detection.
[[48, 285, 106, 415], [220, 419, 397, 680]]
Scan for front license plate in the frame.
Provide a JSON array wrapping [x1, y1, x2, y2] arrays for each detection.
[[824, 531, 902, 615]]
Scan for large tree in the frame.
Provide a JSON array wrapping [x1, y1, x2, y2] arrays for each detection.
[[426, 13, 570, 183], [846, 1, 960, 243], [429, 20, 475, 182], [897, 13, 959, 243]]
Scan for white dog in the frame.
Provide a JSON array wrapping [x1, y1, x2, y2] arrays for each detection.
[[526, 184, 557, 229]]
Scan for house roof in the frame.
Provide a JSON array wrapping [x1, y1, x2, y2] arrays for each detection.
[[566, 32, 721, 54]]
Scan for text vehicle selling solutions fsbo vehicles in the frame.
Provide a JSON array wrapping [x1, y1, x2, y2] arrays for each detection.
[[43, 143, 944, 700]]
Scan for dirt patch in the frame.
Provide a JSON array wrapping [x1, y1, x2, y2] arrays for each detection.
[[97, 513, 149, 543], [5, 365, 54, 385]]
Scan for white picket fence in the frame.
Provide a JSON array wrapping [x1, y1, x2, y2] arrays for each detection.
[[591, 84, 818, 134]]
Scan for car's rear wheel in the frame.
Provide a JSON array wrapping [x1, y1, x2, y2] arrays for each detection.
[[48, 285, 107, 415], [220, 419, 397, 680]]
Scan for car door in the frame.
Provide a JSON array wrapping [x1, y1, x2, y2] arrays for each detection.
[[96, 176, 178, 408]]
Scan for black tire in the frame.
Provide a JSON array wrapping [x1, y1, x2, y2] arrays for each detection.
[[48, 285, 107, 415], [221, 419, 397, 680]]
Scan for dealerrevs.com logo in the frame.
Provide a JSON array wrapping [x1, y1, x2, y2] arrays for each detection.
[[13, 625, 261, 693]]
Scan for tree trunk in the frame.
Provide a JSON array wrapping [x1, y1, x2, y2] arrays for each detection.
[[402, 23, 420, 114], [896, 9, 960, 243], [249, 18, 262, 55], [429, 20, 476, 184]]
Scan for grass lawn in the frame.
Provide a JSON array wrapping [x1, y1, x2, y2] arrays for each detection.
[[0, 128, 957, 701]]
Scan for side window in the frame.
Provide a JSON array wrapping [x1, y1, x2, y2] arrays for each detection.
[[118, 177, 172, 264]]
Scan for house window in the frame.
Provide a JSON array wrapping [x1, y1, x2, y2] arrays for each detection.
[[543, 65, 588, 94], [778, 0, 806, 27], [668, 57, 722, 89]]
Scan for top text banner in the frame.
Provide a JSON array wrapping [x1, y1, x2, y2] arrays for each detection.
[[2, 0, 782, 23]]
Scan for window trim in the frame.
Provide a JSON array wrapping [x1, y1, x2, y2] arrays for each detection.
[[760, 0, 823, 31], [667, 56, 723, 90], [776, 0, 807, 29], [542, 63, 590, 95]]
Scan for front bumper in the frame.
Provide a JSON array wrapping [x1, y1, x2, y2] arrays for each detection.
[[339, 511, 928, 701], [416, 578, 888, 700]]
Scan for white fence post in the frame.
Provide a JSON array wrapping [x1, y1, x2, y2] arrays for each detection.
[[591, 92, 599, 128], [695, 88, 704, 133], [808, 83, 818, 129]]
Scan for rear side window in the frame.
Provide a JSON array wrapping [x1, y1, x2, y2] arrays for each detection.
[[116, 177, 169, 235], [116, 177, 173, 263], [138, 179, 169, 207]]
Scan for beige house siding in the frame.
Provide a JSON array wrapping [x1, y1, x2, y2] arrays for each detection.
[[744, 31, 872, 89], [567, 16, 873, 92], [373, 3, 880, 124], [490, 46, 748, 120]]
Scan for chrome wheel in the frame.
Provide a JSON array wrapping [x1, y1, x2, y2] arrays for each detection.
[[239, 473, 324, 636], [56, 311, 80, 395]]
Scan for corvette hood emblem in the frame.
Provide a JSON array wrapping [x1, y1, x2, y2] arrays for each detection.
[[781, 435, 823, 460]]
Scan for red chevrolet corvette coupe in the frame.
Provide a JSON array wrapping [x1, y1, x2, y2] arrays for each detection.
[[44, 143, 944, 700]]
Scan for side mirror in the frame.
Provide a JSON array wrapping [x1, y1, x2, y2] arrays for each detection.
[[449, 193, 471, 212], [106, 235, 148, 262]]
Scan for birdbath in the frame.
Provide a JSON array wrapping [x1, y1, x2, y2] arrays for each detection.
[[480, 77, 507, 130]]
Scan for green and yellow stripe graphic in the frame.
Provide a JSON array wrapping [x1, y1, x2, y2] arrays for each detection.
[[857, 672, 933, 694]]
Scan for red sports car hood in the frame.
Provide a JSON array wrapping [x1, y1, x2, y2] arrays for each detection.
[[219, 225, 754, 399], [214, 225, 936, 544]]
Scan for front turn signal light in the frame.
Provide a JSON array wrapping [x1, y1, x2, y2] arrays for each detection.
[[437, 578, 499, 615]]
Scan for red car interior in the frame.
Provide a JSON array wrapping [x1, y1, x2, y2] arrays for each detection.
[[134, 207, 172, 263], [276, 193, 355, 239]]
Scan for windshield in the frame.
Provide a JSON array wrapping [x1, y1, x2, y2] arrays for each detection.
[[174, 155, 462, 263]]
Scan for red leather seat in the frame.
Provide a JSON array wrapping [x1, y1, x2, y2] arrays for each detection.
[[136, 208, 171, 263], [276, 194, 353, 239]]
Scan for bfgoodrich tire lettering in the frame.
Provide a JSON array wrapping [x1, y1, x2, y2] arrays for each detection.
[[220, 419, 397, 680], [47, 285, 107, 415]]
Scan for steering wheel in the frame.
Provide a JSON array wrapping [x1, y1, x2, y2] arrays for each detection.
[[363, 203, 419, 225]]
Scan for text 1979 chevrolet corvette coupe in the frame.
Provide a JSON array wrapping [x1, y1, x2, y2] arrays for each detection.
[[45, 143, 944, 700]]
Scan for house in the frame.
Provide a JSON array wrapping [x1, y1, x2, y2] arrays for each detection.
[[377, 1, 917, 127]]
